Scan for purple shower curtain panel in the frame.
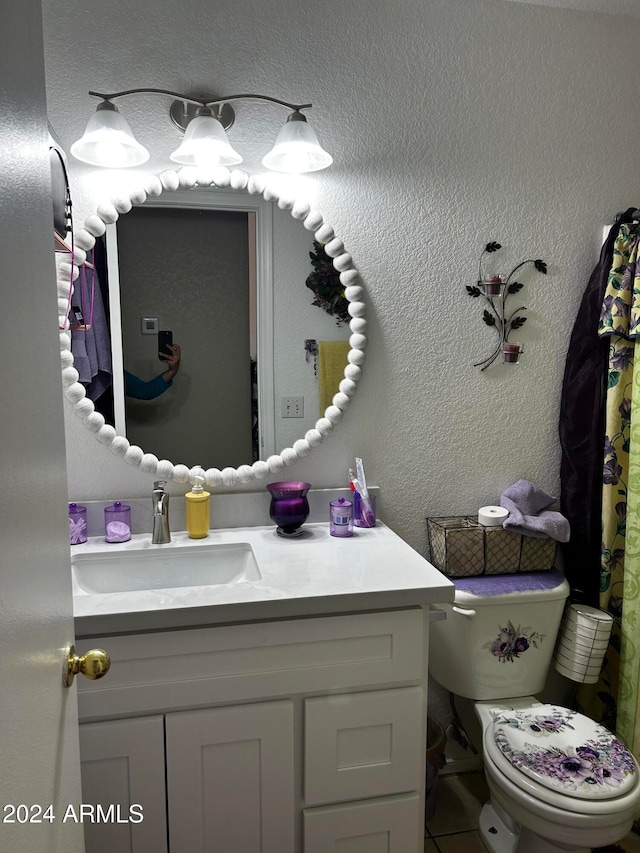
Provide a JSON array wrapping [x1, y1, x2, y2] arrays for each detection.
[[558, 209, 637, 605]]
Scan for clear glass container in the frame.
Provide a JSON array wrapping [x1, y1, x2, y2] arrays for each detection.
[[502, 342, 523, 364], [481, 274, 505, 296]]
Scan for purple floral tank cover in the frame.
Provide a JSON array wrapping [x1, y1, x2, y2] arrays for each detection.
[[491, 704, 637, 799]]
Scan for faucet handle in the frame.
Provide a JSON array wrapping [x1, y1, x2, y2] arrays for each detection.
[[153, 480, 167, 491]]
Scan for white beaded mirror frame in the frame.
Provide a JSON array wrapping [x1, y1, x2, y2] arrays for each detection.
[[56, 166, 367, 488]]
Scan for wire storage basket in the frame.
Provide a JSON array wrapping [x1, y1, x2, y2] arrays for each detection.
[[426, 516, 557, 577], [426, 517, 485, 577]]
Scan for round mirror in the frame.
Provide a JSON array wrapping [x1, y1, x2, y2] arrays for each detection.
[[57, 166, 367, 488]]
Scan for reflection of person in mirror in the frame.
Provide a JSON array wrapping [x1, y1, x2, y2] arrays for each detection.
[[124, 344, 182, 400]]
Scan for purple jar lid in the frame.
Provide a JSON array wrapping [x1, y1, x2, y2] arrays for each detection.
[[105, 501, 131, 512], [330, 497, 352, 510]]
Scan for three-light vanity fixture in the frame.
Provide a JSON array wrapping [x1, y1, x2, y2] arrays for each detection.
[[70, 88, 333, 174]]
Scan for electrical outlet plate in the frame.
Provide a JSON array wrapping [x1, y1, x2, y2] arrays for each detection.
[[281, 396, 304, 418]]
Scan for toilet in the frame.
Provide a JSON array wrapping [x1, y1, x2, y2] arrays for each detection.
[[429, 568, 640, 853]]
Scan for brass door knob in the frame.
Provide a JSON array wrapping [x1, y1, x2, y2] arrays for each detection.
[[63, 642, 111, 688]]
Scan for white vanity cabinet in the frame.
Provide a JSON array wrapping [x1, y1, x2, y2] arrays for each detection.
[[76, 607, 429, 853]]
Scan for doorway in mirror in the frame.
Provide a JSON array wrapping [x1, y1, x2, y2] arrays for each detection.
[[110, 205, 256, 468]]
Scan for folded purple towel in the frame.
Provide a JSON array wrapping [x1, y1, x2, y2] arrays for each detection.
[[500, 479, 570, 543]]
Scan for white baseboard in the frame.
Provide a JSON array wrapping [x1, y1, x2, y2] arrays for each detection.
[[441, 754, 484, 775], [439, 723, 484, 775]]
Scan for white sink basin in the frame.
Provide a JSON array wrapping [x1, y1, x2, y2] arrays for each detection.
[[72, 542, 261, 594]]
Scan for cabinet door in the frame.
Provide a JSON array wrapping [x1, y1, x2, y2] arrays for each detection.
[[165, 701, 294, 853], [79, 715, 167, 853], [304, 794, 422, 853]]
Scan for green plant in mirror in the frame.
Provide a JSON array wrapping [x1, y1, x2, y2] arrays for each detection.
[[306, 240, 350, 325], [467, 241, 548, 370]]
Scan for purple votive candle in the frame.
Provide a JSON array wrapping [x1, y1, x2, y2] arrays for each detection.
[[502, 343, 522, 363], [484, 276, 503, 295], [272, 498, 308, 528]]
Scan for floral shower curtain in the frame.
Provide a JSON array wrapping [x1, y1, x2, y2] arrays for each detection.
[[578, 223, 640, 761], [619, 334, 640, 759], [615, 224, 640, 759]]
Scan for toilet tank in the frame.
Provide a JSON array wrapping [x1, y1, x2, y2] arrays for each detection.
[[429, 569, 570, 700]]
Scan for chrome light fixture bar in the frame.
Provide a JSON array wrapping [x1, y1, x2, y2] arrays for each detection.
[[70, 88, 333, 174]]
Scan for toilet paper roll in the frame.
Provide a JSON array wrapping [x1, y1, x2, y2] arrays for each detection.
[[478, 505, 509, 527]]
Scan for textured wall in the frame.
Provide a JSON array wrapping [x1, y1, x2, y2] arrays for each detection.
[[43, 0, 640, 565], [505, 0, 640, 13]]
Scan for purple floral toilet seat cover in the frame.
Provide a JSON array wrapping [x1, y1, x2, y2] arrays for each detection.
[[491, 704, 637, 800]]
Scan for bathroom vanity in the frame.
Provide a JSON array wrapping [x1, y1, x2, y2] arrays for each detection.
[[72, 522, 453, 853]]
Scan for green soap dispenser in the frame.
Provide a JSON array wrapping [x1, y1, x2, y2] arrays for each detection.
[[185, 470, 210, 539]]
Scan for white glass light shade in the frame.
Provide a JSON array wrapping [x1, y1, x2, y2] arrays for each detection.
[[262, 116, 333, 174], [70, 103, 150, 168], [170, 114, 242, 167]]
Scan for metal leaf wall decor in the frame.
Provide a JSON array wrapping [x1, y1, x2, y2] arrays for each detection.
[[468, 241, 547, 370]]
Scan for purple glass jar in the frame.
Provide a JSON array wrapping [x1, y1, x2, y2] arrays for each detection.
[[266, 481, 311, 537], [330, 496, 353, 537], [69, 503, 88, 545], [104, 501, 132, 543]]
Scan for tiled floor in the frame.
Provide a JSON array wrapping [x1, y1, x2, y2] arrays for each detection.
[[425, 771, 640, 852]]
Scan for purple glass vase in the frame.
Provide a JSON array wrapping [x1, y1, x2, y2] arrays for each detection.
[[266, 481, 311, 537]]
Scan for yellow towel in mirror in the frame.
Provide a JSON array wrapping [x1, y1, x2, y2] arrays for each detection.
[[318, 340, 350, 415]]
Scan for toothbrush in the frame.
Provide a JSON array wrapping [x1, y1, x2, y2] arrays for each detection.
[[349, 468, 364, 499], [355, 457, 376, 526], [350, 473, 375, 526], [355, 458, 369, 499]]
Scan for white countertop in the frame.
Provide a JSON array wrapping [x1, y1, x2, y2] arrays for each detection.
[[72, 522, 454, 637]]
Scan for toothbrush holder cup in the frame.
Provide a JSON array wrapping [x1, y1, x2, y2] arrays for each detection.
[[353, 493, 377, 527]]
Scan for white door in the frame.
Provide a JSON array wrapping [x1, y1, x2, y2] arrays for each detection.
[[0, 1, 84, 851]]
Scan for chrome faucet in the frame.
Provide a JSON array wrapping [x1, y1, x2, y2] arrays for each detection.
[[151, 480, 171, 544]]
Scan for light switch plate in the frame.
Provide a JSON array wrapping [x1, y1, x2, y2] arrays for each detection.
[[141, 317, 159, 334], [281, 396, 304, 418]]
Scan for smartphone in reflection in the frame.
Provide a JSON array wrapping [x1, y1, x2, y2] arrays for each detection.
[[158, 330, 173, 360]]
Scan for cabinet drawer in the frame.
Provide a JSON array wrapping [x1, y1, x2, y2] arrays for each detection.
[[304, 686, 424, 806], [303, 794, 422, 852], [77, 609, 425, 720]]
